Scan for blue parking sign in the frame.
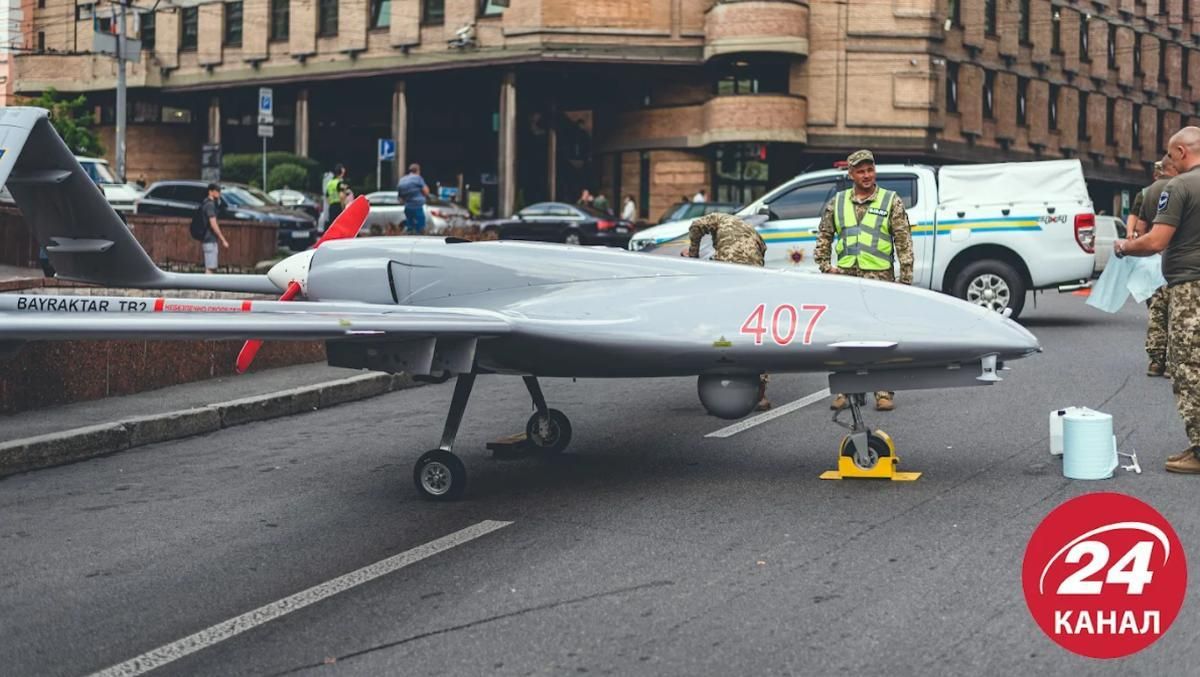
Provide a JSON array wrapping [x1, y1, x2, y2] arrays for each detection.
[[379, 139, 396, 161]]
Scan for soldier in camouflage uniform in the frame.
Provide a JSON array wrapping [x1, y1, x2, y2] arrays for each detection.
[[1114, 126, 1200, 472], [684, 212, 771, 410], [1134, 155, 1177, 377], [815, 149, 915, 412]]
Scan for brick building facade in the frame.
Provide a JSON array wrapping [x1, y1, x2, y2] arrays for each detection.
[[11, 0, 1198, 219]]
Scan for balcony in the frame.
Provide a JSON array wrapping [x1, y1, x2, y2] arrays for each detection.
[[13, 53, 158, 94], [704, 0, 809, 61], [602, 94, 806, 151]]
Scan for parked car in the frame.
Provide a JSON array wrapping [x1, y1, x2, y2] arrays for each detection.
[[1093, 215, 1125, 275], [268, 188, 322, 220], [631, 159, 1097, 319], [1, 156, 143, 217], [360, 192, 474, 235], [136, 180, 317, 250], [656, 201, 740, 225], [480, 202, 634, 246]]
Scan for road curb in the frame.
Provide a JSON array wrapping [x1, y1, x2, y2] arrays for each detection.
[[0, 372, 422, 479]]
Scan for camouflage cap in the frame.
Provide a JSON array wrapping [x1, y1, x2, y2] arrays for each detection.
[[847, 149, 875, 166]]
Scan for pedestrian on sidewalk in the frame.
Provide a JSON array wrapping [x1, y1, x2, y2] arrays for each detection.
[[398, 163, 431, 234], [196, 183, 229, 274]]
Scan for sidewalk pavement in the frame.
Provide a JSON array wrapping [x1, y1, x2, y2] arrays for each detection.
[[0, 363, 424, 478]]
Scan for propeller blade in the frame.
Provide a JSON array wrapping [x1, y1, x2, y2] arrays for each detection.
[[314, 195, 370, 248], [234, 282, 301, 374]]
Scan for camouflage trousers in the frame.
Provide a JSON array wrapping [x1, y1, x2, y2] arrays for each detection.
[[836, 267, 894, 400], [1146, 286, 1169, 366], [1168, 280, 1200, 447]]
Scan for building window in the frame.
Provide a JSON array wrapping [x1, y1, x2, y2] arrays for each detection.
[[1052, 10, 1062, 54], [318, 0, 337, 37], [141, 10, 155, 50], [479, 0, 505, 17], [985, 0, 997, 36], [946, 62, 959, 113], [371, 0, 391, 28], [947, 0, 961, 28], [1106, 98, 1116, 146], [423, 0, 444, 25], [225, 1, 243, 47], [181, 6, 199, 51], [639, 151, 650, 220], [162, 106, 193, 124], [1186, 48, 1191, 89], [37, 0, 44, 7], [1160, 0, 1168, 16], [1049, 84, 1059, 131], [271, 0, 289, 42], [36, 31, 44, 52], [714, 143, 771, 207], [1080, 14, 1089, 61], [1019, 0, 1031, 44], [1108, 24, 1117, 69], [1017, 77, 1028, 126], [1135, 33, 1142, 74], [1134, 104, 1142, 149], [1160, 39, 1169, 83], [1079, 91, 1089, 140], [983, 70, 996, 120], [713, 59, 788, 95]]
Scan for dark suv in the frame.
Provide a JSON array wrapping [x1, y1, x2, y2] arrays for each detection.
[[136, 181, 317, 250]]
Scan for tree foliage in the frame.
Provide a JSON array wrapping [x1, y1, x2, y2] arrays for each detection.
[[26, 88, 105, 157], [223, 152, 321, 190]]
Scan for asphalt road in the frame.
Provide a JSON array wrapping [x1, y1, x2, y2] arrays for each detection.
[[1, 291, 1197, 677]]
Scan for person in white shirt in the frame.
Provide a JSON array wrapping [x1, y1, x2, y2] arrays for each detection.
[[621, 194, 636, 221], [692, 189, 707, 203]]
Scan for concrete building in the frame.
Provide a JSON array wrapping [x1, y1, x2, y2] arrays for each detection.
[[0, 0, 22, 106], [12, 0, 1200, 219]]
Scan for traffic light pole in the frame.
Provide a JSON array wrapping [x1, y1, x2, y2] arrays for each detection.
[[115, 1, 127, 181]]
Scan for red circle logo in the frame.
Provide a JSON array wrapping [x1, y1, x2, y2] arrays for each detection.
[[1022, 492, 1187, 658]]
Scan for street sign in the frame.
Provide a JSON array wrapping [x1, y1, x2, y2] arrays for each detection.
[[258, 87, 274, 125], [378, 139, 396, 161], [257, 124, 274, 138]]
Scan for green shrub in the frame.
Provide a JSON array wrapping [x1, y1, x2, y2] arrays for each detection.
[[267, 163, 309, 192], [222, 153, 322, 190]]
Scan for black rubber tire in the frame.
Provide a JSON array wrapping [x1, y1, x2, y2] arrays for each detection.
[[413, 449, 467, 501], [839, 432, 893, 471], [525, 409, 573, 455], [952, 259, 1027, 319]]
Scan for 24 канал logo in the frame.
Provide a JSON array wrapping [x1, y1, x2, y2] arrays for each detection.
[[1022, 492, 1187, 658]]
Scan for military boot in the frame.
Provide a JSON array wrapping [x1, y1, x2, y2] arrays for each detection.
[[1148, 361, 1166, 377], [1167, 446, 1200, 464], [1166, 449, 1200, 474]]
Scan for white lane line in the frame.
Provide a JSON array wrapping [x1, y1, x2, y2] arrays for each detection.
[[705, 387, 831, 439], [88, 520, 513, 677]]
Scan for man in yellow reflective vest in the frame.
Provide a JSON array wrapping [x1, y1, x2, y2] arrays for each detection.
[[815, 149, 915, 412]]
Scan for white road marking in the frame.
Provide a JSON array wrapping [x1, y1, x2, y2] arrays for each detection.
[[705, 388, 831, 438], [88, 520, 513, 677]]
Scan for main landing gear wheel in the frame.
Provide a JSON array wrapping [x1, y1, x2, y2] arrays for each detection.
[[414, 449, 467, 501], [525, 409, 572, 454]]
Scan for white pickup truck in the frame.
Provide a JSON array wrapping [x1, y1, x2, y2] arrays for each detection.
[[629, 160, 1096, 319]]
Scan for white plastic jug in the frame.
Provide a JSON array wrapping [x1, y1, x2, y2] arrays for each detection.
[[1062, 408, 1118, 480], [1049, 407, 1089, 456]]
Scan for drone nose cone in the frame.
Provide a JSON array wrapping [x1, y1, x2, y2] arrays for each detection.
[[267, 249, 315, 294]]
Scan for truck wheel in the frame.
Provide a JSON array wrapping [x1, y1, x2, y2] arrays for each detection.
[[953, 260, 1026, 319]]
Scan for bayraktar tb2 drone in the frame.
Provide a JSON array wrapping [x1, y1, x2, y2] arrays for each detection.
[[0, 108, 1040, 499]]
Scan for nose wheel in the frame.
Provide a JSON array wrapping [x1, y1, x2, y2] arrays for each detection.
[[526, 408, 572, 455], [414, 449, 467, 501], [820, 393, 921, 481]]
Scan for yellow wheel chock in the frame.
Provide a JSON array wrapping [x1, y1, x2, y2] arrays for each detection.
[[819, 429, 921, 481]]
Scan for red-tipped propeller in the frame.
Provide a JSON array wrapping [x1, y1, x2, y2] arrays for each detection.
[[236, 196, 371, 374]]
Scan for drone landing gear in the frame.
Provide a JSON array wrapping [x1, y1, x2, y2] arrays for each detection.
[[414, 375, 575, 500], [819, 393, 921, 481], [414, 373, 475, 501]]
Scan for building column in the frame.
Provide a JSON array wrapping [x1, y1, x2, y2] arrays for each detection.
[[498, 70, 517, 217], [392, 80, 407, 182], [546, 103, 557, 201], [294, 88, 310, 157], [207, 96, 221, 144]]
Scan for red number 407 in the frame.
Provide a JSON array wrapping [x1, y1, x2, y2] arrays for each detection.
[[740, 304, 827, 346]]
